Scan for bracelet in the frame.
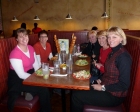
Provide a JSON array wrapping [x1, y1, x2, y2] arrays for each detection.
[[101, 85, 106, 91]]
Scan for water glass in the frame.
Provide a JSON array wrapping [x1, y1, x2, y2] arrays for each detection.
[[42, 62, 49, 71], [53, 60, 60, 68], [53, 60, 60, 74], [43, 72, 50, 79], [42, 63, 49, 79], [66, 60, 73, 74]]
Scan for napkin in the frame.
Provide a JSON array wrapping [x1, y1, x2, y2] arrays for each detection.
[[50, 74, 68, 76]]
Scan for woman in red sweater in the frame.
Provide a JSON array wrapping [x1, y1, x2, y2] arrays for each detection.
[[93, 30, 111, 74]]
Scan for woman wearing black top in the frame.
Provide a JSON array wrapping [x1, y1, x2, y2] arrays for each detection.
[[82, 30, 101, 61], [71, 26, 132, 112]]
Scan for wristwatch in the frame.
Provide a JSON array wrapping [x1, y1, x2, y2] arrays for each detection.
[[101, 85, 106, 91]]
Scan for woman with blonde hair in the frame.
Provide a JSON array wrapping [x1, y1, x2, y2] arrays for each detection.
[[90, 30, 112, 81], [71, 26, 132, 112], [82, 30, 101, 61], [93, 30, 111, 74]]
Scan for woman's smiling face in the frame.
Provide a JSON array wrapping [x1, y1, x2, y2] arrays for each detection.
[[39, 33, 48, 44], [107, 33, 123, 48], [98, 35, 107, 47], [88, 33, 97, 44], [17, 32, 29, 46]]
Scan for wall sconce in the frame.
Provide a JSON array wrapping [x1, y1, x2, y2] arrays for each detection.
[[101, 0, 108, 18], [11, 16, 18, 21], [33, 15, 40, 20], [65, 0, 72, 19]]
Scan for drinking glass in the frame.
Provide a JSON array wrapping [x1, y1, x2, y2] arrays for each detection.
[[66, 60, 73, 74], [42, 62, 49, 70], [53, 60, 60, 74], [42, 63, 49, 79]]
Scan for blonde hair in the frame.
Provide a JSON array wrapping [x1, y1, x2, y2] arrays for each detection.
[[107, 26, 126, 45], [97, 30, 107, 38], [87, 30, 97, 39]]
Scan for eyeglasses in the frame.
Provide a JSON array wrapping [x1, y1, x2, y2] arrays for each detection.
[[40, 36, 48, 38]]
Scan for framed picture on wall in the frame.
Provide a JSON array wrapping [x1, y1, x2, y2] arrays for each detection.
[[58, 39, 69, 54]]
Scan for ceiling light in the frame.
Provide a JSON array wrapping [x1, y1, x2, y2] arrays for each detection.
[[33, 15, 40, 20], [11, 16, 18, 21], [101, 0, 108, 18], [65, 0, 72, 19], [66, 13, 72, 19]]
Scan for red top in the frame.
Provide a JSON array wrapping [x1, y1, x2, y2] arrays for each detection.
[[33, 42, 52, 63], [32, 27, 42, 34], [97, 47, 112, 73]]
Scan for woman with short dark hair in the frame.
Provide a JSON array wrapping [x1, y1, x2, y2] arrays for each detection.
[[33, 30, 53, 63], [7, 28, 51, 112]]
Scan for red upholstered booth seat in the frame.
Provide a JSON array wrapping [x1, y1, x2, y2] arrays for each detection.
[[83, 35, 140, 112], [83, 105, 123, 112], [0, 35, 39, 112], [0, 96, 39, 112]]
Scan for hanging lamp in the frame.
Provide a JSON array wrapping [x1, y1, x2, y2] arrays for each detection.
[[101, 0, 108, 18], [65, 0, 72, 19], [11, 16, 18, 21], [66, 13, 72, 19], [33, 15, 40, 20]]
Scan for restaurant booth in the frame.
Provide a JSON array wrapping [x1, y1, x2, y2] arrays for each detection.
[[0, 30, 140, 112]]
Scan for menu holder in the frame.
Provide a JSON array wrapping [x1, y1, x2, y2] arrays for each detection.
[[58, 39, 69, 54]]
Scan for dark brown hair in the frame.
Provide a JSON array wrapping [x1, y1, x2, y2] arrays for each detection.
[[15, 28, 28, 39], [38, 30, 48, 38]]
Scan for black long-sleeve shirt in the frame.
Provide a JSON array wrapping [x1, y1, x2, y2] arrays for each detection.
[[104, 44, 132, 92], [82, 41, 101, 61]]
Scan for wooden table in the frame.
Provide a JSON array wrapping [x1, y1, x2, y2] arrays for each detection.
[[23, 56, 91, 112]]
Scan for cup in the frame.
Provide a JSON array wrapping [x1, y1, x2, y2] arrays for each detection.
[[66, 60, 73, 74], [53, 60, 60, 74], [43, 72, 50, 79], [42, 63, 49, 79], [42, 62, 49, 71]]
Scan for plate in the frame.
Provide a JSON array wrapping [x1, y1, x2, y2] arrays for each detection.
[[78, 54, 88, 58], [75, 59, 88, 66], [73, 70, 91, 80], [35, 69, 43, 76]]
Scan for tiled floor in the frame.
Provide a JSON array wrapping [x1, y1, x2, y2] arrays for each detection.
[[51, 92, 70, 112]]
